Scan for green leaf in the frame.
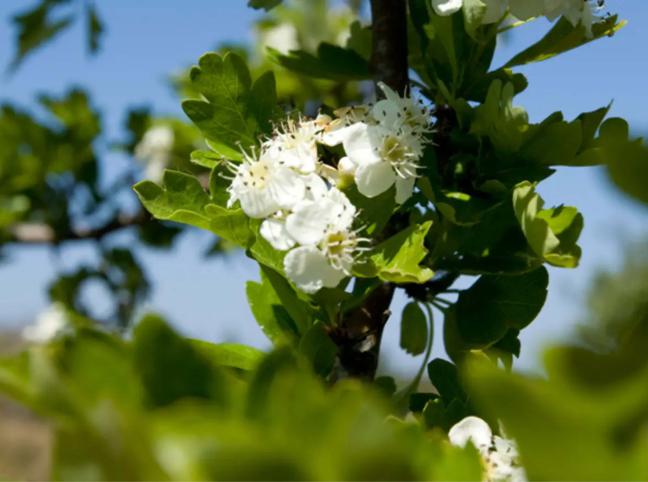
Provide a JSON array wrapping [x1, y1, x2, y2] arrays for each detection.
[[427, 358, 466, 404], [85, 2, 103, 54], [133, 314, 227, 408], [504, 15, 626, 68], [10, 0, 75, 71], [513, 181, 583, 268], [245, 266, 314, 345], [356, 221, 434, 284], [182, 52, 278, 158], [454, 267, 548, 347], [470, 80, 528, 152], [133, 170, 253, 246], [247, 0, 282, 11], [190, 340, 264, 371], [462, 0, 486, 39], [400, 302, 428, 356], [298, 322, 338, 376], [270, 43, 371, 82]]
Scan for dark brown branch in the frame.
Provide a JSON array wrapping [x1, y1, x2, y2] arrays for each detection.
[[8, 210, 149, 245], [330, 0, 410, 380]]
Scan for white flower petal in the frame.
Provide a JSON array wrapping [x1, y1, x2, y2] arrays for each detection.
[[432, 0, 463, 16], [355, 161, 396, 198], [260, 218, 295, 251], [303, 173, 329, 201], [267, 166, 306, 210], [320, 124, 359, 147], [237, 187, 280, 219], [284, 246, 346, 293], [448, 416, 493, 453], [285, 200, 332, 245], [342, 123, 383, 167], [395, 176, 416, 204], [338, 156, 357, 176], [509, 0, 545, 20], [482, 0, 507, 23], [327, 188, 356, 230]]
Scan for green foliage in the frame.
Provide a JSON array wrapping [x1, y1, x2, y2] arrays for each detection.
[[356, 222, 435, 284], [400, 302, 428, 356], [269, 43, 371, 82], [0, 318, 484, 480], [513, 181, 583, 268], [451, 267, 548, 351], [9, 0, 104, 70], [504, 15, 626, 68], [182, 52, 280, 159]]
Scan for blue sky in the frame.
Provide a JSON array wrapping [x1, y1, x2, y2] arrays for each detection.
[[1, 0, 647, 375]]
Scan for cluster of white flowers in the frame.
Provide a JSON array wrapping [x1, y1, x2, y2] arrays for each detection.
[[22, 303, 71, 343], [433, 0, 604, 35], [134, 125, 175, 182], [225, 83, 431, 293], [449, 416, 527, 482]]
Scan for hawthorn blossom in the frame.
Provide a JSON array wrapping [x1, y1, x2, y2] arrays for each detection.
[[283, 188, 368, 293], [22, 303, 72, 343], [449, 416, 527, 482], [134, 125, 175, 181], [265, 118, 321, 174], [227, 148, 305, 219]]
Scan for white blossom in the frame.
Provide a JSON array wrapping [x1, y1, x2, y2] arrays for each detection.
[[265, 118, 321, 174], [332, 122, 422, 203], [134, 125, 174, 182], [432, 0, 463, 16], [22, 303, 71, 343], [227, 148, 305, 219], [449, 416, 527, 482], [283, 188, 368, 293]]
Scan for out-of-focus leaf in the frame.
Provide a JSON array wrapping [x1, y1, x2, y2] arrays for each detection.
[[86, 2, 103, 54], [400, 302, 428, 356], [270, 43, 371, 81], [504, 15, 626, 68], [247, 0, 283, 11]]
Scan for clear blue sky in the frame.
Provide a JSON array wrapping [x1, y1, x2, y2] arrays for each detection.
[[1, 0, 647, 375]]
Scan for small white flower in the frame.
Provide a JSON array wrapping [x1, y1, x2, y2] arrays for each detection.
[[227, 148, 305, 219], [372, 82, 431, 137], [339, 122, 422, 202], [319, 106, 372, 146], [432, 0, 463, 16], [134, 125, 174, 182], [258, 174, 328, 250], [449, 416, 527, 482], [265, 118, 321, 174], [22, 303, 71, 343], [259, 22, 299, 54], [283, 188, 369, 293]]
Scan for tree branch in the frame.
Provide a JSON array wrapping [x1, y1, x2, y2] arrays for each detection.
[[331, 0, 409, 380], [8, 210, 149, 245]]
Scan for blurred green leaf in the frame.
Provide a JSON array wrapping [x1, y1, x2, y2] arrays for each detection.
[[400, 302, 428, 356], [504, 15, 626, 68], [270, 43, 371, 81]]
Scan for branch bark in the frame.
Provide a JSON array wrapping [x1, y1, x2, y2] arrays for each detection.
[[330, 0, 410, 380], [8, 210, 149, 245]]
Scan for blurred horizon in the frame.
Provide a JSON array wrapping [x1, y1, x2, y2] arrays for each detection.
[[1, 0, 647, 375]]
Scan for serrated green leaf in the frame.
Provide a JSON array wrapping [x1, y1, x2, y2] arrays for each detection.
[[513, 181, 583, 268], [182, 52, 278, 159], [400, 302, 428, 356], [504, 15, 626, 68], [454, 267, 548, 347], [270, 43, 371, 82], [133, 170, 253, 246], [356, 221, 434, 284]]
